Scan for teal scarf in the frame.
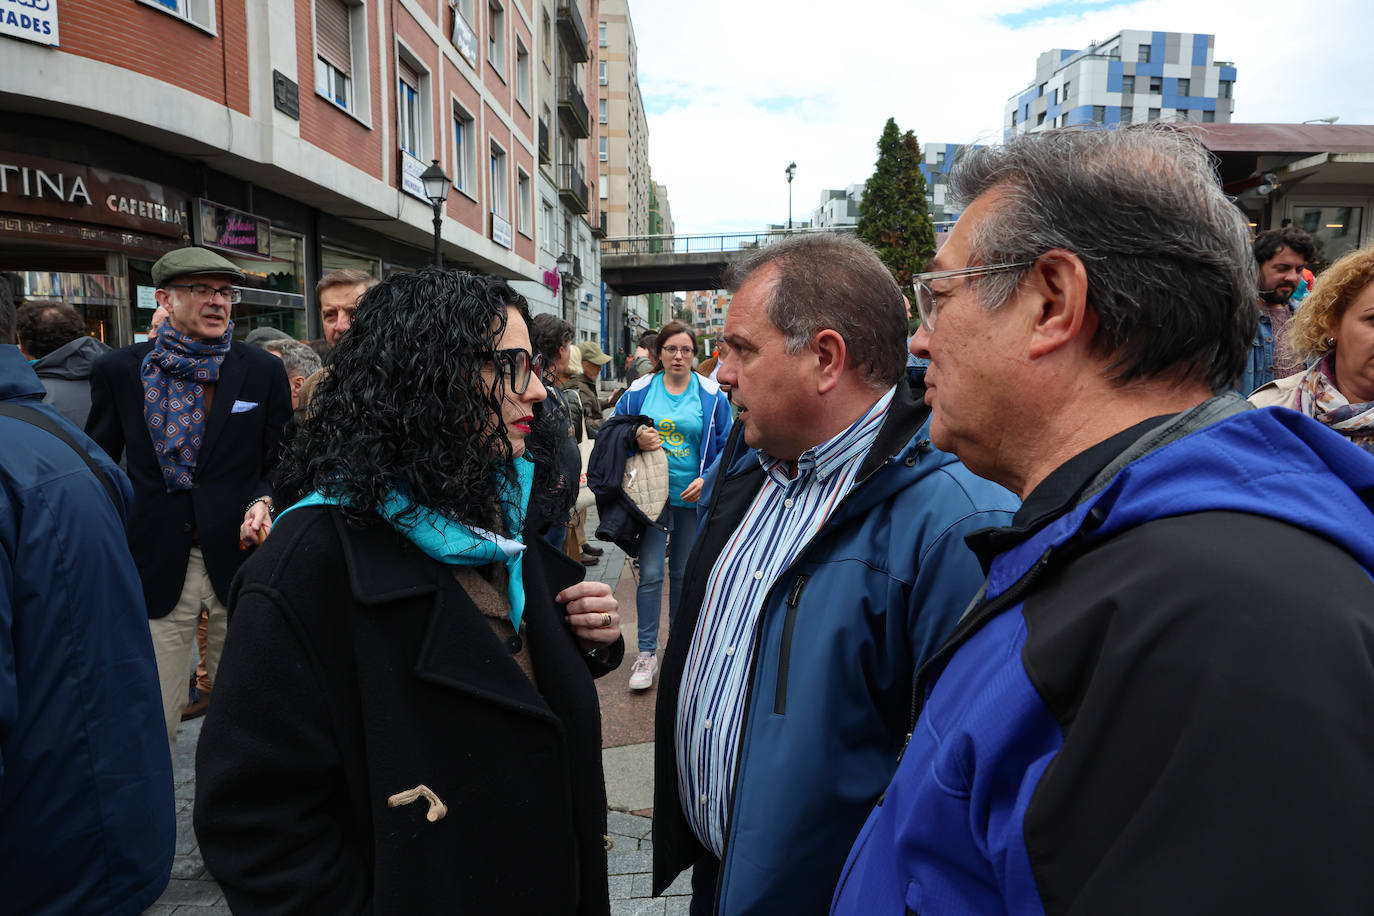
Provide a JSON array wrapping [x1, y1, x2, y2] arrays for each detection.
[[278, 457, 534, 630]]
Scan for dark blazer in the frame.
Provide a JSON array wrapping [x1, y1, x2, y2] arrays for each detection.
[[86, 341, 291, 618], [193, 506, 623, 915]]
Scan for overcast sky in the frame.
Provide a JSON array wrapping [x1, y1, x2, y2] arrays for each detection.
[[630, 0, 1373, 235]]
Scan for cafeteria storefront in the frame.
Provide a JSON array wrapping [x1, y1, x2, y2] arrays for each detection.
[[1, 119, 433, 346]]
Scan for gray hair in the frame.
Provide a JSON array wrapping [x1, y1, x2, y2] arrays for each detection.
[[950, 125, 1255, 392], [264, 339, 323, 381], [722, 233, 907, 388]]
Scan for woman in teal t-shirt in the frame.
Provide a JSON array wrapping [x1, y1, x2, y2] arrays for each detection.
[[625, 323, 711, 690]]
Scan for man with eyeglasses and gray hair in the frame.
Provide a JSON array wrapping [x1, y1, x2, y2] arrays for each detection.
[[830, 125, 1374, 915], [87, 246, 292, 754]]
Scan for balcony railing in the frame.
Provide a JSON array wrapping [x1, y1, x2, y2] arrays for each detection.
[[600, 225, 858, 255], [590, 209, 607, 238], [557, 78, 590, 138], [558, 163, 589, 214], [556, 1, 589, 63]]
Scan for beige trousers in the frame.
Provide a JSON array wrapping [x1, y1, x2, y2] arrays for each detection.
[[149, 547, 228, 755]]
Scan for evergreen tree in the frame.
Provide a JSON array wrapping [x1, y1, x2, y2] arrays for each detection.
[[857, 118, 936, 313]]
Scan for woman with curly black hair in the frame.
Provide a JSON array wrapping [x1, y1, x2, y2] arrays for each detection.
[[193, 268, 624, 915]]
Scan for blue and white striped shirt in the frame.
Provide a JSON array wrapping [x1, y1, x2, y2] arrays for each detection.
[[675, 386, 896, 856]]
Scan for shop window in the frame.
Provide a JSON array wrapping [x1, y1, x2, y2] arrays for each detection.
[[321, 246, 381, 279], [1295, 205, 1364, 263], [140, 0, 215, 33]]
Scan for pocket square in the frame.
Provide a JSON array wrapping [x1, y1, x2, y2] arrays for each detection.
[[231, 400, 259, 414]]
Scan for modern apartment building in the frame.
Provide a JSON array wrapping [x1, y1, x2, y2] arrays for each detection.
[[684, 288, 729, 352], [0, 0, 591, 345], [1004, 30, 1236, 140], [597, 0, 650, 352], [646, 176, 673, 327], [512, 0, 603, 345], [918, 143, 987, 226], [811, 184, 864, 231]]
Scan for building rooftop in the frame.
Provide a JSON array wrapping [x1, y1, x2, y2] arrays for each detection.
[[1182, 123, 1374, 154]]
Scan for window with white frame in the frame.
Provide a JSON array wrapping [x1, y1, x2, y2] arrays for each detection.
[[541, 9, 551, 69], [515, 37, 531, 110], [454, 0, 475, 27], [599, 136, 608, 161], [490, 141, 509, 219], [541, 199, 554, 251], [599, 175, 608, 199], [144, 0, 215, 32], [314, 0, 369, 116], [315, 0, 354, 109], [598, 60, 607, 85], [453, 105, 476, 195], [598, 98, 607, 123], [488, 0, 506, 74], [598, 21, 607, 46], [517, 169, 532, 236], [397, 60, 421, 155]]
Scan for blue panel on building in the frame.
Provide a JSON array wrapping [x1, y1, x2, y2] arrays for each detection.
[[1106, 59, 1123, 92], [1201, 96, 1216, 111], [1060, 48, 1078, 62], [1135, 60, 1163, 77], [1192, 33, 1209, 66], [1106, 105, 1122, 125], [1048, 101, 1062, 118], [1066, 105, 1093, 126], [1219, 66, 1237, 81], [1152, 31, 1166, 65]]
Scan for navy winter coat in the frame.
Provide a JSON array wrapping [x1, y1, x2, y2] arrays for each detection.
[[0, 346, 174, 914]]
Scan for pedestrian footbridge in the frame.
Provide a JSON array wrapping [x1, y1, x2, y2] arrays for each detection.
[[600, 227, 856, 295]]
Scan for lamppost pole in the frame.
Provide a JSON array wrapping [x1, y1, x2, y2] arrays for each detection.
[[431, 203, 443, 267], [419, 159, 451, 268], [785, 161, 796, 230]]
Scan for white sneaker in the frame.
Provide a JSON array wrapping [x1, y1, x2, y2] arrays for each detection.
[[628, 653, 657, 690]]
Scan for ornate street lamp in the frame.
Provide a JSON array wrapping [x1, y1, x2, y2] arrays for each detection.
[[420, 159, 451, 267], [785, 161, 796, 230]]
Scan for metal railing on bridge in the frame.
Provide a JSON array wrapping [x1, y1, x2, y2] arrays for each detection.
[[600, 225, 858, 256]]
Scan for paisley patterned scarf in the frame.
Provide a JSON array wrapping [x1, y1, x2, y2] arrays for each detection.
[[1297, 357, 1374, 454], [140, 320, 232, 490]]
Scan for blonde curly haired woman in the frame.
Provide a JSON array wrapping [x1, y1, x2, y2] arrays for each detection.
[[1251, 243, 1374, 453]]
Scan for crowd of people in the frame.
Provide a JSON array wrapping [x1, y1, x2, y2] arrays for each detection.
[[2, 122, 1373, 915]]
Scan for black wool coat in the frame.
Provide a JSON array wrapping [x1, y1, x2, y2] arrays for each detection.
[[86, 341, 291, 617], [193, 506, 623, 915]]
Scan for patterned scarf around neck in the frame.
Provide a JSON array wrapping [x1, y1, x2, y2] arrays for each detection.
[[140, 319, 232, 490], [1297, 357, 1374, 454]]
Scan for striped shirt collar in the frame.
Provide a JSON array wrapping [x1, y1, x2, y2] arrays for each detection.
[[757, 385, 897, 486]]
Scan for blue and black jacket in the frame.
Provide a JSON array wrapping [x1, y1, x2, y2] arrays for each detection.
[[831, 399, 1374, 915], [652, 381, 1018, 914]]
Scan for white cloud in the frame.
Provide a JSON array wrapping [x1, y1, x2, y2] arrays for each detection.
[[629, 0, 1374, 234]]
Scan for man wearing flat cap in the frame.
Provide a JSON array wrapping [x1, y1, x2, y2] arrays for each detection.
[[87, 246, 291, 753]]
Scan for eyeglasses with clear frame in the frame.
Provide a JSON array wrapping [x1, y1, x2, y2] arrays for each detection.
[[164, 283, 243, 304], [911, 261, 1035, 331], [661, 346, 694, 357], [487, 348, 545, 395]]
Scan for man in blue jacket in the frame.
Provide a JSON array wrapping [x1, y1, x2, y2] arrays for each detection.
[[832, 127, 1374, 915], [0, 288, 175, 913], [651, 233, 1018, 914]]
